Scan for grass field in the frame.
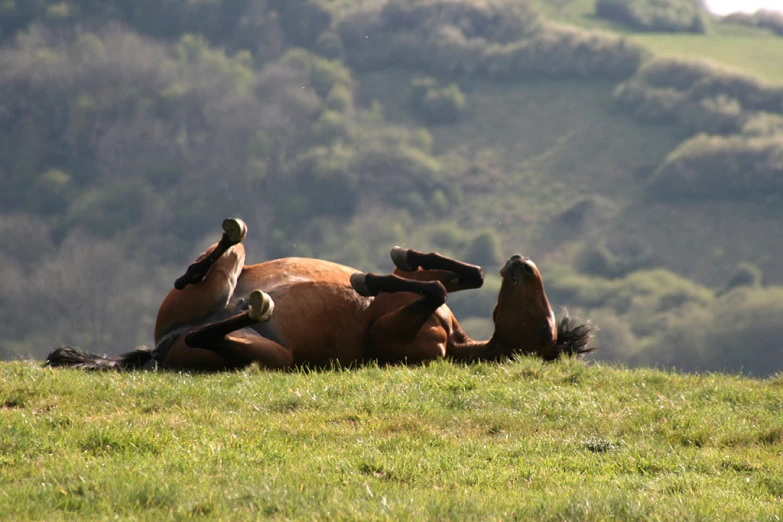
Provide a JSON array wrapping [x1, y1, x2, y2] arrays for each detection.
[[528, 0, 783, 85], [633, 33, 783, 84], [2, 358, 783, 520]]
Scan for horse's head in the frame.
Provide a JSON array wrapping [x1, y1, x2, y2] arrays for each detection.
[[492, 254, 559, 359], [492, 254, 596, 360]]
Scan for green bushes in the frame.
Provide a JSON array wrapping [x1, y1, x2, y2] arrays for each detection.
[[722, 262, 763, 293], [634, 286, 783, 375], [543, 263, 783, 374], [463, 230, 504, 269], [338, 0, 644, 80], [650, 134, 783, 200], [595, 0, 708, 33], [724, 9, 783, 37], [614, 57, 783, 134], [408, 76, 466, 125], [614, 57, 783, 201]]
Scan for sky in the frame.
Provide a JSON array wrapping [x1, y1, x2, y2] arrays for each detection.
[[704, 0, 783, 14]]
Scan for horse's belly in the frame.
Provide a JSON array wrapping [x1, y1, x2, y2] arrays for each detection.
[[248, 280, 372, 366]]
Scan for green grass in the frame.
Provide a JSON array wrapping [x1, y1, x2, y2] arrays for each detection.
[[527, 0, 783, 85], [632, 33, 783, 84], [2, 359, 783, 520]]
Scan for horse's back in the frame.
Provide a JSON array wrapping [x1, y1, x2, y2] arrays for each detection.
[[236, 258, 373, 365]]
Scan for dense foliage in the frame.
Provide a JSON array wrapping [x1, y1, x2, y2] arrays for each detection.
[[0, 0, 782, 375], [723, 9, 783, 37], [650, 134, 783, 200], [595, 0, 708, 33], [339, 0, 644, 79]]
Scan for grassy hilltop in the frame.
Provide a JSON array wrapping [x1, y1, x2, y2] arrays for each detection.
[[2, 359, 783, 520], [0, 0, 782, 373]]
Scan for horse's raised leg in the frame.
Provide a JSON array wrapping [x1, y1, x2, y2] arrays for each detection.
[[390, 246, 484, 292], [175, 218, 248, 290], [162, 290, 293, 370], [155, 218, 247, 342], [352, 272, 449, 363]]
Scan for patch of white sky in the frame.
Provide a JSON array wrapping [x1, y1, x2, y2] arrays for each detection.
[[704, 0, 783, 15]]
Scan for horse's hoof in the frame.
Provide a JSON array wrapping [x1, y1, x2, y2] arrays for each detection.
[[222, 218, 248, 244], [390, 246, 414, 272], [249, 289, 274, 322], [350, 272, 376, 297]]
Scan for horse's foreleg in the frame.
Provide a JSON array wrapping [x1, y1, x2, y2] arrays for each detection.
[[352, 272, 447, 342], [390, 247, 484, 292], [174, 218, 248, 290]]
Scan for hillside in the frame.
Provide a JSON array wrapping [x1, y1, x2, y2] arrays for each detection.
[[2, 359, 783, 520], [0, 0, 782, 375]]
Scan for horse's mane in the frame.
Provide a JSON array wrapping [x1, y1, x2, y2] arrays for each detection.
[[548, 313, 597, 361]]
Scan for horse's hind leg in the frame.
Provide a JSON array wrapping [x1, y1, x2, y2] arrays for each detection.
[[154, 218, 247, 342], [390, 246, 484, 292], [164, 291, 292, 370], [164, 329, 293, 370], [175, 218, 248, 290], [183, 290, 274, 347]]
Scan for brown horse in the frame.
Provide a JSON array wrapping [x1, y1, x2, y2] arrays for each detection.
[[47, 219, 594, 371]]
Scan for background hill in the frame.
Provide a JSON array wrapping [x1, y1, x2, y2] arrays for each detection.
[[1, 0, 782, 375]]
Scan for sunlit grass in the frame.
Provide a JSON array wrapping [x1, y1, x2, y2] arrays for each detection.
[[1, 359, 782, 520], [632, 33, 783, 84], [529, 0, 783, 84]]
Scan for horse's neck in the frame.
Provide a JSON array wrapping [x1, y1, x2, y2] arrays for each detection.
[[448, 328, 508, 362]]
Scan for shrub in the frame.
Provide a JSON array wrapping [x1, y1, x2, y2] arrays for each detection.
[[636, 286, 783, 375], [279, 49, 354, 99], [595, 0, 708, 33], [408, 76, 466, 125], [312, 110, 354, 143], [325, 83, 353, 113], [650, 134, 783, 200], [555, 195, 618, 232], [723, 262, 763, 292], [270, 0, 332, 49], [338, 0, 644, 80], [742, 112, 783, 137], [724, 9, 783, 37], [464, 230, 504, 269], [289, 144, 358, 216], [614, 57, 783, 133], [678, 95, 745, 134], [545, 264, 713, 316], [353, 143, 442, 209]]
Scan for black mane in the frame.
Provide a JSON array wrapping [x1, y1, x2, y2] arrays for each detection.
[[547, 314, 597, 361]]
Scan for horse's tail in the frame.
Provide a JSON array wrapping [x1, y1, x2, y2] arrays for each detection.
[[45, 345, 153, 371]]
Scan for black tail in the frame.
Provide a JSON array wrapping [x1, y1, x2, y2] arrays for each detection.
[[45, 345, 153, 371], [549, 313, 597, 361]]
